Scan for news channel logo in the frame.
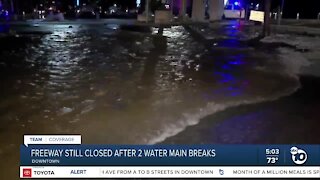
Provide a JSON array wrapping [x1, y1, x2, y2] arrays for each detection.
[[290, 146, 308, 165]]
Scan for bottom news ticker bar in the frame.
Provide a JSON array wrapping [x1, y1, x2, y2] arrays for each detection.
[[20, 166, 320, 178]]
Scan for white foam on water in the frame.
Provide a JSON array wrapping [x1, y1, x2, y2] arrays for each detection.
[[277, 48, 312, 76], [58, 107, 73, 116], [261, 35, 320, 76], [261, 34, 320, 50], [148, 85, 300, 145], [147, 47, 312, 145], [148, 84, 300, 144]]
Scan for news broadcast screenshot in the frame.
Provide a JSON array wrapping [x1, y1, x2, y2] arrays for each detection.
[[1, 0, 320, 179]]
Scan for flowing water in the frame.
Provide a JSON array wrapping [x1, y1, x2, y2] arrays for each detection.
[[0, 23, 303, 178]]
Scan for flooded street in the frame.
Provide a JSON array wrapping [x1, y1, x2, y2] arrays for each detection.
[[0, 23, 302, 178]]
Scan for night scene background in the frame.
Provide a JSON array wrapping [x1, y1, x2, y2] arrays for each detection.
[[0, 0, 320, 18], [1, 0, 320, 179]]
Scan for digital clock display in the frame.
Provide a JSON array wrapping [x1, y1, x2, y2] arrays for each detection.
[[265, 148, 280, 165], [266, 148, 280, 155]]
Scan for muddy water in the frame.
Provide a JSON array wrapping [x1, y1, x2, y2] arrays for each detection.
[[0, 24, 298, 179]]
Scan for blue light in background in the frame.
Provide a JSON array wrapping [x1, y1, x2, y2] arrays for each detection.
[[222, 64, 231, 70], [228, 55, 245, 65], [229, 61, 241, 65], [214, 72, 235, 83], [0, 24, 10, 33], [76, 0, 80, 6]]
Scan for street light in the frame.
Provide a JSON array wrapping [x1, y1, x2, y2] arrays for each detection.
[[277, 0, 285, 25], [280, 0, 285, 18]]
